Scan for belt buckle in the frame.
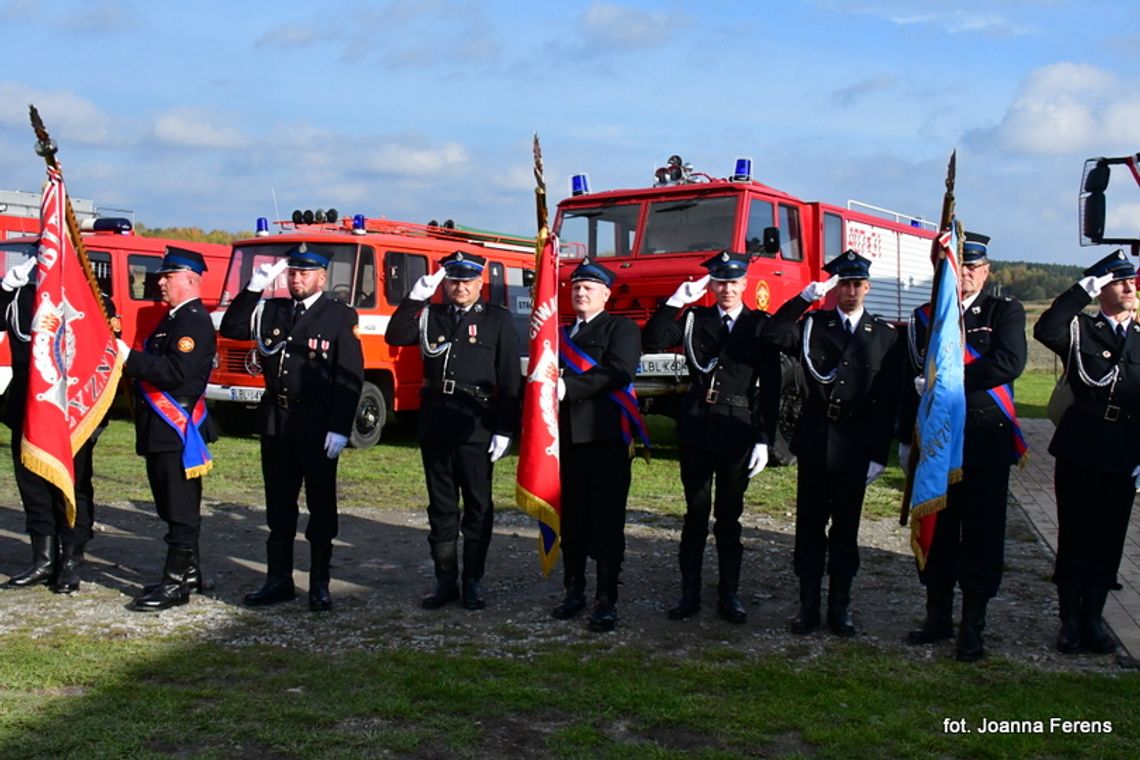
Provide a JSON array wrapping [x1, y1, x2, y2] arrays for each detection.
[[1105, 404, 1121, 422], [442, 379, 456, 395], [276, 394, 290, 409], [826, 402, 841, 421], [705, 388, 719, 404]]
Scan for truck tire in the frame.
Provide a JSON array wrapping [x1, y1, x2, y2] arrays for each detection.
[[350, 381, 386, 449], [770, 355, 801, 467]]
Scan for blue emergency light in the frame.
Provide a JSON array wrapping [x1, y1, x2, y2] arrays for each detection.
[[352, 214, 366, 235], [571, 174, 590, 196], [256, 217, 270, 237], [732, 157, 752, 182]]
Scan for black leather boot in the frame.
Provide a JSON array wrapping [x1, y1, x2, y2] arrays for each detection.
[[244, 539, 296, 606], [827, 575, 856, 637], [51, 542, 85, 594], [462, 539, 487, 610], [1055, 584, 1082, 654], [131, 546, 193, 611], [552, 551, 587, 619], [588, 561, 618, 632], [308, 542, 333, 612], [956, 590, 988, 662], [667, 573, 702, 620], [1081, 586, 1117, 655], [422, 540, 459, 609], [790, 576, 822, 634], [144, 543, 214, 595], [906, 586, 955, 644], [4, 533, 58, 588]]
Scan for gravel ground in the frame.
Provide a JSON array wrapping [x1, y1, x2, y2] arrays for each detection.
[[0, 491, 1131, 674]]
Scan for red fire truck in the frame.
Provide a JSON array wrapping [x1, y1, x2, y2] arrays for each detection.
[[553, 155, 938, 460], [0, 219, 230, 398], [206, 211, 536, 448]]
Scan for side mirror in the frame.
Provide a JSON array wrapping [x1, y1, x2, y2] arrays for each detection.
[[763, 226, 781, 255], [522, 269, 536, 287], [1082, 193, 1106, 245]]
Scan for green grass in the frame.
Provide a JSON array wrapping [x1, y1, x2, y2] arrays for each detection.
[[1014, 369, 1057, 420], [0, 634, 1135, 759]]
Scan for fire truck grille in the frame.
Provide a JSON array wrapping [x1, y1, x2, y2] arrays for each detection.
[[218, 347, 258, 377]]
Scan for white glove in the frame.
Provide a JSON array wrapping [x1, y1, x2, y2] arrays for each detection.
[[800, 274, 840, 302], [913, 375, 927, 396], [324, 432, 348, 459], [866, 460, 885, 486], [409, 268, 447, 301], [116, 338, 132, 362], [557, 378, 566, 401], [747, 443, 769, 478], [1079, 273, 1115, 298], [247, 259, 289, 292], [665, 274, 711, 308], [2, 257, 36, 291], [1132, 465, 1140, 491], [898, 443, 912, 473], [488, 434, 511, 463]]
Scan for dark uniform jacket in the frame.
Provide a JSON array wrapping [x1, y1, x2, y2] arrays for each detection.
[[1034, 284, 1140, 473], [899, 293, 1027, 467], [125, 298, 218, 456], [642, 303, 780, 451], [2, 281, 119, 431], [220, 289, 364, 441], [560, 311, 641, 445], [386, 296, 521, 444], [766, 295, 901, 475]]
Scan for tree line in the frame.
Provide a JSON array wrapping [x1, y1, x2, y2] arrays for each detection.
[[987, 260, 1087, 303], [134, 223, 251, 245]]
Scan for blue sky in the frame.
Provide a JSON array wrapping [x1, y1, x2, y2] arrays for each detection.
[[2, 0, 1139, 264]]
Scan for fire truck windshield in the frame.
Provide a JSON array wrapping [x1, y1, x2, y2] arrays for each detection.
[[220, 242, 367, 306], [0, 241, 37, 272], [642, 196, 735, 254]]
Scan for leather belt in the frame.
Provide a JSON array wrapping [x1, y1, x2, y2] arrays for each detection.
[[423, 379, 492, 401], [702, 387, 750, 408], [275, 394, 300, 409], [1074, 397, 1132, 423]]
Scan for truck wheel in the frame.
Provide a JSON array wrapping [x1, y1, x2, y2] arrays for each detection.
[[770, 356, 800, 467], [350, 381, 386, 449]]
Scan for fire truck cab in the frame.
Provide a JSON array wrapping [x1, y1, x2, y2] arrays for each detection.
[[207, 211, 535, 449], [554, 156, 938, 459], [0, 220, 230, 398]]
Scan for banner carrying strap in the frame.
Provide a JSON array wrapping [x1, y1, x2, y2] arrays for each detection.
[[137, 381, 213, 478]]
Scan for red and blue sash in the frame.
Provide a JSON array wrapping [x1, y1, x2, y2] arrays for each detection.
[[916, 305, 1028, 465], [559, 326, 650, 454], [138, 381, 213, 479]]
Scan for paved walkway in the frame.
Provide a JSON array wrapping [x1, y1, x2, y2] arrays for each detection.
[[1010, 418, 1140, 661]]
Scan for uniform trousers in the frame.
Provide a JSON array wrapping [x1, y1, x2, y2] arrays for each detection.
[[1053, 459, 1135, 590], [678, 443, 750, 591], [919, 465, 1010, 599], [261, 435, 340, 545], [793, 459, 866, 580], [561, 440, 631, 565], [11, 428, 97, 545], [144, 451, 203, 549], [420, 440, 494, 548]]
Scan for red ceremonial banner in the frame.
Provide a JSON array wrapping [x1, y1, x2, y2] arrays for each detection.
[[21, 167, 123, 526]]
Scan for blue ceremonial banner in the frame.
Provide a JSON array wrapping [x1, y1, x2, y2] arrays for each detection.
[[908, 223, 966, 569]]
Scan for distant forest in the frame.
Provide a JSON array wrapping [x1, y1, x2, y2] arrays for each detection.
[[987, 260, 1090, 302], [135, 223, 251, 245]]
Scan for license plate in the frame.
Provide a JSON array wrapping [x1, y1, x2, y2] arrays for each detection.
[[230, 387, 264, 403], [638, 357, 687, 377]]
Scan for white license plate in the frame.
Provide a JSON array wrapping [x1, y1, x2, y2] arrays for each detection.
[[638, 357, 687, 376], [230, 387, 264, 403]]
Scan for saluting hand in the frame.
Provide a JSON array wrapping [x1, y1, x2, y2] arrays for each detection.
[[800, 274, 840, 302], [1, 257, 37, 292], [409, 268, 447, 301], [1078, 272, 1115, 298], [665, 274, 711, 308], [247, 258, 289, 292]]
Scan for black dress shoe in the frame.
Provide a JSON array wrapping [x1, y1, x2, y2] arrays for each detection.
[[667, 594, 701, 621], [790, 605, 821, 635], [131, 583, 190, 612], [462, 579, 485, 610], [244, 579, 296, 607], [906, 620, 954, 645], [421, 582, 459, 610], [1055, 619, 1082, 654], [716, 593, 747, 624], [588, 599, 617, 632], [309, 586, 332, 612], [1083, 620, 1117, 655], [827, 606, 856, 638]]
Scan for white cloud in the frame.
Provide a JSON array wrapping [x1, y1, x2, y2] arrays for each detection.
[[578, 2, 677, 51], [150, 109, 248, 150], [359, 140, 469, 176], [0, 82, 115, 146], [819, 1, 1044, 36]]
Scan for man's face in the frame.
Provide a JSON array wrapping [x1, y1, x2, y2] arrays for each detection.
[[1097, 277, 1138, 315], [960, 261, 990, 299], [571, 279, 611, 318], [157, 270, 200, 306], [710, 277, 745, 311], [835, 278, 869, 313], [288, 267, 327, 300], [443, 276, 482, 308]]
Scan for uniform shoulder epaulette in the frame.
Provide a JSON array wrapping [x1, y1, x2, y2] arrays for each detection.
[[873, 315, 896, 329]]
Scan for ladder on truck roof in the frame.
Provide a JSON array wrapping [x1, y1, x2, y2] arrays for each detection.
[[847, 200, 938, 232]]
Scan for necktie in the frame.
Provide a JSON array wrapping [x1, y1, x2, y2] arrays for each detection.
[[843, 317, 854, 334], [721, 314, 732, 339], [291, 301, 306, 327], [1117, 323, 1127, 342], [451, 305, 463, 327], [570, 319, 584, 338]]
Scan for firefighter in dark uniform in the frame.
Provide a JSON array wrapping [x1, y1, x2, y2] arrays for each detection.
[[220, 244, 364, 612], [387, 251, 521, 610], [765, 251, 901, 636], [1, 257, 117, 594], [1034, 249, 1140, 655], [642, 251, 781, 624], [550, 259, 642, 632], [116, 247, 218, 611], [898, 232, 1027, 662]]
